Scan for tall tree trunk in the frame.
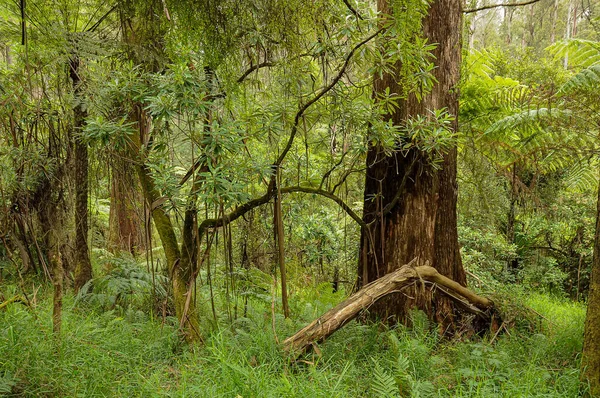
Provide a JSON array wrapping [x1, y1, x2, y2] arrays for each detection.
[[581, 178, 600, 396], [128, 105, 201, 342], [118, 1, 200, 341], [358, 0, 466, 332], [70, 55, 92, 292], [274, 168, 290, 318], [108, 157, 145, 255]]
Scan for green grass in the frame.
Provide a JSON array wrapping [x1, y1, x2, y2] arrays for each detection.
[[0, 280, 587, 397]]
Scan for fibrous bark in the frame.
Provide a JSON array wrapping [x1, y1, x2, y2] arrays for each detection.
[[284, 259, 493, 355], [108, 156, 146, 255], [359, 0, 466, 331], [581, 176, 600, 396]]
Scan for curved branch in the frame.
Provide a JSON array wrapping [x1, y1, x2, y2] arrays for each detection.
[[343, 0, 364, 20], [237, 62, 276, 83], [281, 186, 366, 230], [283, 261, 494, 355], [464, 0, 544, 14], [197, 185, 367, 240], [274, 27, 385, 168]]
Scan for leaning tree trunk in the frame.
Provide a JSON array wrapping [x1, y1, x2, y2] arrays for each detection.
[[70, 55, 93, 292], [128, 105, 201, 342], [581, 176, 600, 396], [358, 0, 466, 332]]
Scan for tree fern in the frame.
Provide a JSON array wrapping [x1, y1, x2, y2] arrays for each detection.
[[547, 39, 600, 68], [563, 160, 599, 192], [559, 65, 600, 95]]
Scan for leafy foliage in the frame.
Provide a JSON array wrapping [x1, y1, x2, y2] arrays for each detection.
[[76, 252, 168, 314]]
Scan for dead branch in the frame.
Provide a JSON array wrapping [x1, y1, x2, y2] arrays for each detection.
[[283, 260, 493, 355]]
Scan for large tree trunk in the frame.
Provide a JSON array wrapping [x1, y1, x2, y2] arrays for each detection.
[[581, 178, 600, 396], [70, 55, 93, 292], [358, 0, 466, 331]]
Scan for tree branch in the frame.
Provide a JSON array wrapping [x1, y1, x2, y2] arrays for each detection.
[[283, 261, 494, 355], [87, 4, 118, 32], [281, 186, 366, 230], [197, 185, 366, 240], [342, 0, 364, 20], [273, 27, 385, 168], [237, 61, 276, 83], [464, 0, 544, 14]]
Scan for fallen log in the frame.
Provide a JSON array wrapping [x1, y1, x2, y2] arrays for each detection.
[[283, 259, 494, 355]]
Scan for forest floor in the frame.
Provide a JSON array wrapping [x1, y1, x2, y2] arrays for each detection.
[[0, 275, 586, 397]]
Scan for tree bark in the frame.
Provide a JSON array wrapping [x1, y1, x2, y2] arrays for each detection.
[[127, 105, 201, 342], [581, 176, 600, 396], [108, 156, 146, 255], [284, 260, 493, 355], [70, 55, 93, 292], [358, 0, 466, 332], [274, 168, 290, 318]]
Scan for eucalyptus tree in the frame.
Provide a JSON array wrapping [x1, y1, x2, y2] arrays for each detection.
[[357, 0, 469, 331]]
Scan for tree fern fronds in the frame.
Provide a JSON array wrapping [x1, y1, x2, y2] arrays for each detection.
[[547, 39, 600, 68], [563, 159, 599, 192], [463, 48, 497, 79], [484, 108, 570, 139], [558, 65, 600, 95]]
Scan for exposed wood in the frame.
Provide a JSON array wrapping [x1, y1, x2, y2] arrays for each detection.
[[283, 260, 493, 355]]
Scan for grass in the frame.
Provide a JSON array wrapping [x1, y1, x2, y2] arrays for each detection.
[[0, 276, 588, 397]]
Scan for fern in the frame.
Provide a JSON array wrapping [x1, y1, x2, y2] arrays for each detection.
[[76, 252, 168, 313], [559, 65, 600, 95], [371, 359, 399, 398], [485, 108, 567, 138], [547, 39, 600, 68], [563, 159, 599, 192]]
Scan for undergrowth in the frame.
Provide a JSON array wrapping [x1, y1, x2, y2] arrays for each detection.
[[0, 272, 586, 397]]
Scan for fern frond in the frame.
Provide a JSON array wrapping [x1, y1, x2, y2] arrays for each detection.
[[547, 39, 600, 68], [558, 65, 600, 95], [484, 108, 570, 139], [563, 159, 599, 192], [371, 360, 399, 398]]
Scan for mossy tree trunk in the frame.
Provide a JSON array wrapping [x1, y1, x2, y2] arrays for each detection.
[[581, 177, 600, 396], [358, 0, 466, 332], [127, 105, 201, 342], [118, 1, 200, 341]]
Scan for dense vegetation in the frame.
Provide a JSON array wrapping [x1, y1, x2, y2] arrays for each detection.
[[1, 0, 600, 396]]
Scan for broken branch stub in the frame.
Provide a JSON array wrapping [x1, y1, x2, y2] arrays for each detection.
[[282, 260, 493, 355]]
